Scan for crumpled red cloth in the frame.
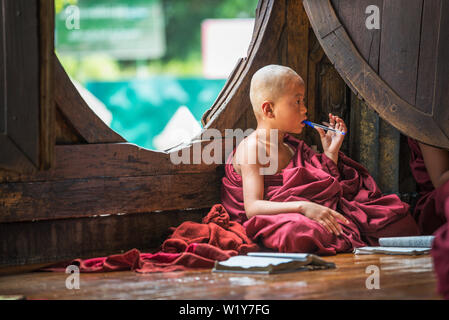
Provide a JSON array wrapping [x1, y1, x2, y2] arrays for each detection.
[[41, 204, 259, 273], [408, 138, 447, 234], [162, 202, 259, 255], [221, 133, 419, 255]]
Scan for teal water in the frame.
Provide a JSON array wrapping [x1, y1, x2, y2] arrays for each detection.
[[86, 77, 226, 150]]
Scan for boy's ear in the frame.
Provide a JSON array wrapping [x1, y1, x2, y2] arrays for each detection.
[[261, 101, 275, 118]]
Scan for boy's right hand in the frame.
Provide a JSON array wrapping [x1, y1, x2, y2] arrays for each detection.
[[315, 113, 347, 164], [298, 201, 350, 236]]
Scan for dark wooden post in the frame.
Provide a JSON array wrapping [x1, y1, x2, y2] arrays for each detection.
[[0, 0, 54, 173]]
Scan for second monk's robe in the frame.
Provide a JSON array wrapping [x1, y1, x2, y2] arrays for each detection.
[[408, 138, 448, 234], [408, 138, 449, 298], [221, 134, 419, 255]]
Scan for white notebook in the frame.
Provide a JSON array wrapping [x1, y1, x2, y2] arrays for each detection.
[[354, 246, 430, 255], [213, 252, 335, 274], [354, 236, 434, 255]]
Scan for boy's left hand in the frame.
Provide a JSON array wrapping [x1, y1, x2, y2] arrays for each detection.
[[315, 113, 347, 164]]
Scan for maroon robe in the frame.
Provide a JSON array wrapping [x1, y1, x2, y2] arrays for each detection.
[[41, 204, 259, 273], [408, 138, 449, 299], [221, 134, 419, 255], [408, 138, 447, 234]]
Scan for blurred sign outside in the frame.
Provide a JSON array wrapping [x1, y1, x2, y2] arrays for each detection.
[[202, 19, 254, 79], [55, 0, 166, 59]]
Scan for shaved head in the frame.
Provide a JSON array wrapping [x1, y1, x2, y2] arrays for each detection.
[[250, 65, 304, 120]]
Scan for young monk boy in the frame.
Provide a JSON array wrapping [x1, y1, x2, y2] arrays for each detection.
[[221, 64, 419, 255]]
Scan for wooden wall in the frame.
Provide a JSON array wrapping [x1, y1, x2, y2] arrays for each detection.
[[0, 0, 417, 268]]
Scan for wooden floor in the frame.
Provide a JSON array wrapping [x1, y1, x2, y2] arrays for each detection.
[[0, 253, 441, 300]]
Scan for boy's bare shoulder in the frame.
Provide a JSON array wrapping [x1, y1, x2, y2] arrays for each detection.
[[233, 134, 263, 174]]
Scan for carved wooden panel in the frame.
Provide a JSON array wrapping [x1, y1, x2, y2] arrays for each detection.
[[316, 56, 350, 155], [304, 0, 449, 149]]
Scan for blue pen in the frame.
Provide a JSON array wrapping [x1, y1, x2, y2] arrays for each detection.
[[302, 120, 346, 135]]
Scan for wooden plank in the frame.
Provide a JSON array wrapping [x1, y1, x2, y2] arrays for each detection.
[[379, 0, 422, 106], [311, 0, 342, 39], [278, 16, 288, 66], [0, 172, 221, 223], [0, 208, 207, 267], [415, 0, 441, 115], [38, 0, 55, 170], [54, 56, 126, 144], [331, 0, 383, 72], [287, 0, 309, 90], [433, 0, 449, 140], [0, 142, 220, 183]]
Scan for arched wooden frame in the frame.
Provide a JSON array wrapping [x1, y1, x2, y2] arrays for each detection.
[[303, 0, 449, 149]]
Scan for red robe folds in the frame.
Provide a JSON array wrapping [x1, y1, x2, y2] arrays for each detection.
[[41, 204, 259, 273], [221, 134, 419, 255]]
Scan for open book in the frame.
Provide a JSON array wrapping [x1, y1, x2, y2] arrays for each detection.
[[353, 236, 435, 255], [212, 252, 335, 274]]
